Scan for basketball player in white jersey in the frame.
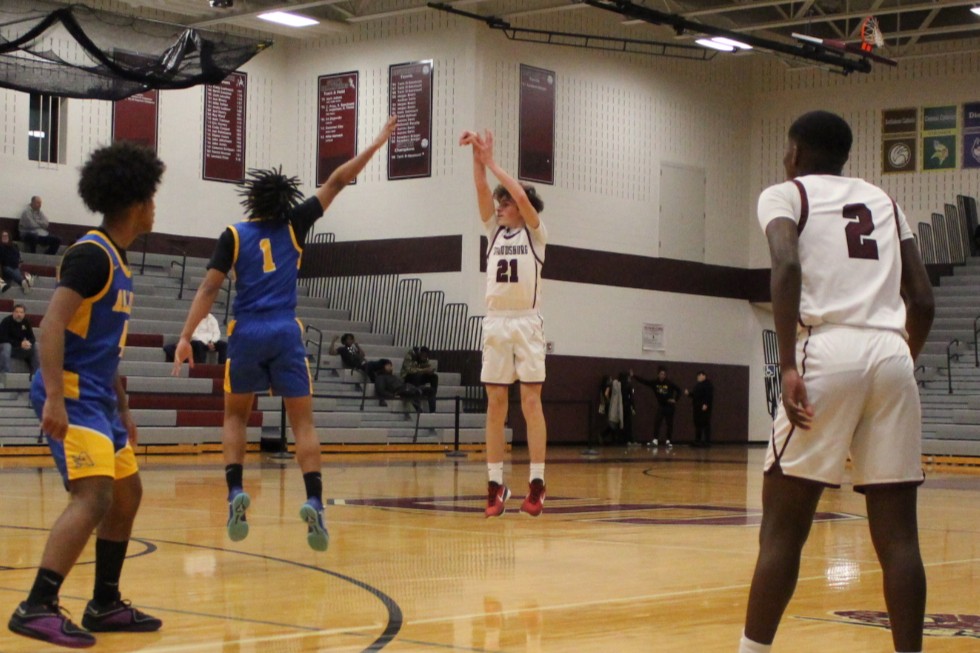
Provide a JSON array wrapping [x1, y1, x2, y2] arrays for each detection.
[[740, 111, 934, 653], [460, 129, 548, 518]]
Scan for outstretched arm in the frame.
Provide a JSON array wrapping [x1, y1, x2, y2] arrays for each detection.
[[315, 116, 397, 212], [468, 130, 540, 230], [459, 130, 495, 223]]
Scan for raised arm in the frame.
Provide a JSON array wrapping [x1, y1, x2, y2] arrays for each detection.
[[469, 130, 540, 230], [459, 130, 495, 223], [315, 116, 397, 212]]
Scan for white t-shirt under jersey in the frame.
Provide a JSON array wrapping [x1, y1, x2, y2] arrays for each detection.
[[757, 175, 914, 335], [484, 216, 547, 313]]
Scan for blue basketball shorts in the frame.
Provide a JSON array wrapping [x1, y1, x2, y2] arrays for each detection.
[[224, 315, 312, 397]]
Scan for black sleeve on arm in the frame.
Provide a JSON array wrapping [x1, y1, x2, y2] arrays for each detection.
[[288, 196, 326, 246], [207, 228, 236, 274], [58, 243, 111, 299]]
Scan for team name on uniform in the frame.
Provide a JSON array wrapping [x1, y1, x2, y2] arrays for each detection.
[[492, 244, 529, 256], [112, 289, 135, 314]]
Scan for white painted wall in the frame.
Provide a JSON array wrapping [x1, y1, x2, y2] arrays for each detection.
[[2, 9, 979, 441]]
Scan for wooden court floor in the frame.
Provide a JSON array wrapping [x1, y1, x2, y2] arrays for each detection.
[[0, 445, 977, 652]]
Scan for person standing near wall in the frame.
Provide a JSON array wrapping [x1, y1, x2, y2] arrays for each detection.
[[634, 367, 681, 447], [740, 110, 934, 653], [686, 370, 714, 447], [460, 129, 549, 518]]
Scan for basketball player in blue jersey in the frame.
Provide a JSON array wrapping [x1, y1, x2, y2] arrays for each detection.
[[740, 111, 934, 653], [8, 142, 165, 648], [173, 116, 396, 551], [459, 129, 549, 518]]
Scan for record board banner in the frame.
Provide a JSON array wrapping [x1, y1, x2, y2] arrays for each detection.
[[388, 60, 433, 180], [882, 108, 917, 173], [518, 64, 555, 185], [203, 71, 247, 183], [112, 89, 158, 152], [963, 102, 980, 169], [317, 71, 358, 185]]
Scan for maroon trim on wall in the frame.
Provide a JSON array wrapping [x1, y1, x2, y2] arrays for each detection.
[[435, 350, 750, 446], [480, 235, 771, 301], [300, 235, 462, 277]]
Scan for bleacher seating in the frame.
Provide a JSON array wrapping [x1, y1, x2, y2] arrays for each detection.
[[914, 196, 980, 457], [1, 242, 503, 451]]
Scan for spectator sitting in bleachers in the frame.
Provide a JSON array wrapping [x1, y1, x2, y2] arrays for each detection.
[[401, 346, 438, 413], [329, 333, 385, 380], [163, 313, 227, 364], [18, 196, 62, 255], [0, 304, 39, 381], [374, 359, 424, 412], [1, 229, 32, 294]]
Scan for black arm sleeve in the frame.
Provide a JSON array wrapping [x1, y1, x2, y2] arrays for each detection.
[[288, 197, 326, 246], [207, 228, 236, 274], [58, 243, 111, 299]]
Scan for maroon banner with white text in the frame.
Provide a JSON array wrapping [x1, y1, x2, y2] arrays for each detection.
[[203, 71, 247, 183], [112, 89, 158, 151], [388, 60, 433, 180], [317, 71, 359, 185], [519, 64, 555, 185]]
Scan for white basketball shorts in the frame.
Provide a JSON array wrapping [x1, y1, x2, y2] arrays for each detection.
[[480, 312, 546, 385], [766, 324, 924, 491]]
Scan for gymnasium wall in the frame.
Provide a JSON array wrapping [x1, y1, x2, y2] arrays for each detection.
[[1, 6, 978, 442]]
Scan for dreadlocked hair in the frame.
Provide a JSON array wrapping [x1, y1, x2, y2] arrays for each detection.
[[238, 166, 304, 222]]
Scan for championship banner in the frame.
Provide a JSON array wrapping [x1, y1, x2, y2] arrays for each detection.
[[882, 108, 916, 173], [111, 50, 159, 152], [112, 89, 158, 151], [317, 71, 358, 185], [518, 64, 556, 185], [203, 71, 247, 183], [962, 102, 980, 170], [921, 105, 956, 171], [388, 60, 433, 180]]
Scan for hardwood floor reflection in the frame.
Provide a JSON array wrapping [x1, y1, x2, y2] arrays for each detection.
[[0, 446, 977, 652]]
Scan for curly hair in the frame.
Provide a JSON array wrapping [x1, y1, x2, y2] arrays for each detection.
[[238, 167, 304, 222], [493, 183, 544, 214], [77, 142, 165, 220]]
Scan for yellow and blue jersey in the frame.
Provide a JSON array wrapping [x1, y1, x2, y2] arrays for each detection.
[[228, 219, 303, 317], [34, 230, 133, 407]]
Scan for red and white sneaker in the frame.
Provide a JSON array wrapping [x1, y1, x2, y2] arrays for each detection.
[[520, 479, 546, 517], [485, 481, 511, 518]]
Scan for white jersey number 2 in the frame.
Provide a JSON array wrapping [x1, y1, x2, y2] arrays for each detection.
[[842, 203, 879, 261]]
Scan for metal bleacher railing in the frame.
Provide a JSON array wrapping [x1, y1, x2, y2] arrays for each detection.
[[915, 195, 977, 394], [299, 233, 484, 354]]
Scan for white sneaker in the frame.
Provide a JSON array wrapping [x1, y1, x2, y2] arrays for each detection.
[[666, 440, 672, 447], [652, 439, 659, 447]]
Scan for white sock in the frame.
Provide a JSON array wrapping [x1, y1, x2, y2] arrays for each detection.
[[529, 463, 545, 483], [488, 462, 503, 485], [738, 633, 772, 653]]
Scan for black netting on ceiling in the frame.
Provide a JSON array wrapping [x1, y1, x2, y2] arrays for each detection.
[[0, 1, 272, 100]]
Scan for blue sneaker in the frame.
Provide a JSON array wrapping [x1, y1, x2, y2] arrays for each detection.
[[299, 499, 328, 552], [227, 491, 250, 542]]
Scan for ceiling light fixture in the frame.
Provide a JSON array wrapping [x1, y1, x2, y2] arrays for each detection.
[[971, 5, 980, 16], [695, 38, 735, 51], [257, 11, 319, 27], [710, 36, 752, 50]]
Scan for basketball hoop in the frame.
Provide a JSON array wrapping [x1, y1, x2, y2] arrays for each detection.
[[860, 16, 884, 52]]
